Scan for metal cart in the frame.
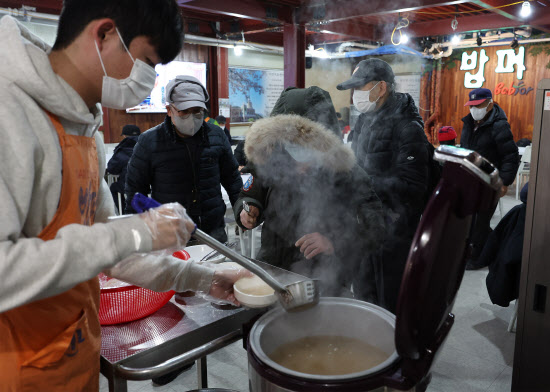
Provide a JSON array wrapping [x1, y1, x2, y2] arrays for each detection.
[[100, 262, 304, 392]]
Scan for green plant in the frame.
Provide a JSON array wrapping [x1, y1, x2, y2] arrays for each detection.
[[526, 41, 550, 69]]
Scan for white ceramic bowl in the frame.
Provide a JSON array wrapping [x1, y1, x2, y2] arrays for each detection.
[[185, 245, 226, 264], [234, 275, 277, 308]]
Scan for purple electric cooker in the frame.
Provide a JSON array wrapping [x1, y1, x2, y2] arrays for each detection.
[[246, 145, 502, 391]]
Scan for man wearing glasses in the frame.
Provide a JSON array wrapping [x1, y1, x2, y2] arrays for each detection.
[[126, 75, 242, 245]]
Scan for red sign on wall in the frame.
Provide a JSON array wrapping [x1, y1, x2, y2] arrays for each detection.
[[494, 81, 533, 96]]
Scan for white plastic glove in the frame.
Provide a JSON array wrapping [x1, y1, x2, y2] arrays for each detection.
[[207, 262, 254, 305], [139, 203, 196, 251]]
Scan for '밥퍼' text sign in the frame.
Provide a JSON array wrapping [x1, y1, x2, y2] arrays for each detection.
[[460, 47, 526, 89]]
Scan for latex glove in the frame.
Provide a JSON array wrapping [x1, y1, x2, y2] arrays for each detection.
[[240, 204, 260, 229], [295, 232, 335, 260], [499, 185, 508, 198], [139, 203, 196, 251], [208, 263, 253, 305]]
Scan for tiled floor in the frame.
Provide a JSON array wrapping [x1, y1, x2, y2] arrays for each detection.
[[100, 194, 522, 392]]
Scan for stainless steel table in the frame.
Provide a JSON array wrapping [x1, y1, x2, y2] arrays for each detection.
[[100, 261, 304, 392]]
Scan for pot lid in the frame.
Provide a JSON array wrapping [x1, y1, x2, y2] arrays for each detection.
[[394, 146, 501, 360]]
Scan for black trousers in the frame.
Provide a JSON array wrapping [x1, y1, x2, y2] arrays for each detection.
[[353, 235, 414, 314]]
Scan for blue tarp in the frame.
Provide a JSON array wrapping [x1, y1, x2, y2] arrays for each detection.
[[344, 45, 428, 58]]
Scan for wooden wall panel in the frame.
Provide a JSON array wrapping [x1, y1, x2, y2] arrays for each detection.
[[424, 45, 550, 144], [102, 43, 210, 143]]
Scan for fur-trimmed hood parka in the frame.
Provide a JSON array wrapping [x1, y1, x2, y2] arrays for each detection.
[[233, 114, 387, 295], [244, 114, 355, 177]]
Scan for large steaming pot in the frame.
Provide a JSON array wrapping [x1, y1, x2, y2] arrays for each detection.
[[248, 298, 400, 391], [246, 146, 503, 392]]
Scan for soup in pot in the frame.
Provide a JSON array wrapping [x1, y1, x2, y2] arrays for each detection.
[[269, 335, 389, 375]]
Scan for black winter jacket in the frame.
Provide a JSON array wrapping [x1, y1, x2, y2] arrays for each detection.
[[271, 86, 341, 136], [107, 135, 138, 194], [352, 92, 429, 234], [483, 202, 526, 307], [234, 140, 247, 167], [460, 103, 519, 186], [125, 117, 242, 239]]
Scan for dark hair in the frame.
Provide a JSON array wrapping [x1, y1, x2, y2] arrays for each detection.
[[52, 0, 184, 64], [215, 115, 227, 124]]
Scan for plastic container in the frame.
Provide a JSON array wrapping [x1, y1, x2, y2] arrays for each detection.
[[98, 250, 189, 325], [98, 278, 175, 325], [233, 275, 276, 308]]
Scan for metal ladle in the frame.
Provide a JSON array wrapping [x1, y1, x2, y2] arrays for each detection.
[[128, 193, 319, 311], [193, 229, 319, 312]]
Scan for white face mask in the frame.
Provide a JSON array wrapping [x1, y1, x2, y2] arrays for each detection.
[[171, 108, 204, 136], [94, 28, 157, 110], [353, 82, 380, 113], [470, 100, 492, 121]]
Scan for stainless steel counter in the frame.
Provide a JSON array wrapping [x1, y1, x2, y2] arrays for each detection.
[[100, 260, 304, 392]]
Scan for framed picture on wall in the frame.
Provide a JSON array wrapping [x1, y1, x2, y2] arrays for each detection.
[[126, 61, 207, 113], [229, 67, 284, 124]]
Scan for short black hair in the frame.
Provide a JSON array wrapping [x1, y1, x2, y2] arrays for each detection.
[[53, 0, 184, 64], [215, 115, 226, 124]]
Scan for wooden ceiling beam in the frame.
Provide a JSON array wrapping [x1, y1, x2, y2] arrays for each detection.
[[177, 0, 292, 24], [307, 20, 376, 42], [405, 11, 550, 37], [297, 0, 471, 24], [470, 0, 550, 33]]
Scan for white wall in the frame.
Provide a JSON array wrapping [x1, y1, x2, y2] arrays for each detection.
[[305, 57, 354, 119], [228, 50, 283, 69]]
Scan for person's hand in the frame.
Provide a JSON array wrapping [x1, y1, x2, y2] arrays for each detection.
[[295, 232, 335, 260], [238, 165, 245, 171], [240, 204, 259, 229], [139, 203, 196, 251], [499, 185, 508, 198], [208, 264, 253, 305]]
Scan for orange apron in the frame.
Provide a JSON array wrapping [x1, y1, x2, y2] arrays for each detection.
[[0, 113, 100, 391]]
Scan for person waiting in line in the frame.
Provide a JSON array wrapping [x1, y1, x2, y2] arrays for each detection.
[[125, 75, 243, 385], [107, 124, 141, 212], [438, 126, 457, 146], [216, 115, 232, 144], [461, 88, 519, 270], [336, 111, 346, 135], [483, 182, 529, 307], [126, 75, 242, 244], [516, 138, 531, 147], [337, 58, 431, 313], [204, 109, 219, 126], [0, 2, 249, 390], [234, 87, 387, 298], [234, 139, 248, 172]]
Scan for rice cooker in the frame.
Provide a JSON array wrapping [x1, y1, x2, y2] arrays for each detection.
[[246, 146, 502, 391]]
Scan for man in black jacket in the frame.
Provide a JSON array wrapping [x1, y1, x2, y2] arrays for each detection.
[[107, 124, 141, 213], [461, 87, 519, 269], [125, 75, 242, 244], [337, 58, 430, 313], [233, 140, 248, 171]]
